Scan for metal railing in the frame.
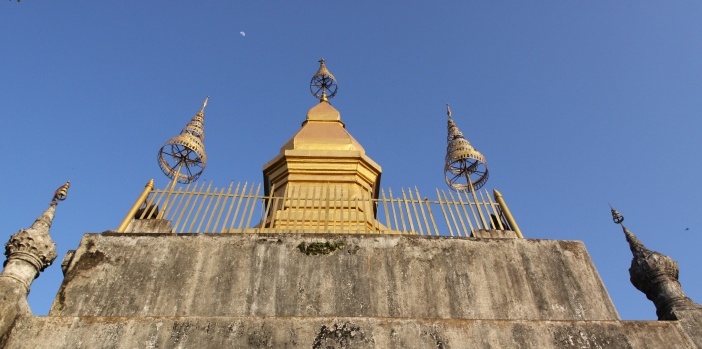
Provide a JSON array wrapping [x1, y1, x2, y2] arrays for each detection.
[[118, 180, 522, 237]]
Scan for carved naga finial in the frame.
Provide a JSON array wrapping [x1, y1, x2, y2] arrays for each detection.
[[3, 181, 70, 293], [610, 206, 701, 320]]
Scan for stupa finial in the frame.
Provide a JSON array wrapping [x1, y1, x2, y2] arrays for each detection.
[[443, 106, 489, 192], [157, 98, 208, 184], [310, 58, 338, 102]]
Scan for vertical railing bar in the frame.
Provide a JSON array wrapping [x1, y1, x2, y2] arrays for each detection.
[[172, 183, 192, 234], [349, 189, 355, 234], [467, 185, 489, 230], [192, 181, 214, 233], [391, 189, 405, 232], [238, 183, 256, 231], [135, 192, 152, 220], [298, 185, 306, 233], [442, 190, 462, 237], [180, 182, 201, 233], [414, 187, 432, 236], [228, 182, 248, 233], [310, 185, 323, 234], [303, 185, 311, 232], [388, 189, 400, 232], [447, 190, 469, 237], [259, 183, 275, 233], [458, 189, 481, 234], [424, 196, 440, 237], [203, 186, 224, 233], [406, 188, 423, 235], [170, 182, 192, 228], [381, 189, 391, 232], [145, 189, 166, 220], [172, 182, 193, 233], [220, 182, 242, 233], [138, 192, 156, 220], [348, 187, 353, 233], [236, 183, 251, 232], [193, 182, 214, 233], [244, 183, 261, 231], [480, 190, 496, 229], [323, 185, 330, 233], [211, 182, 234, 233], [293, 186, 302, 233], [270, 194, 282, 231], [337, 186, 343, 233], [182, 182, 208, 234], [171, 182, 195, 232], [316, 185, 323, 233], [400, 188, 415, 234], [455, 189, 476, 235], [353, 197, 359, 234], [436, 189, 455, 237], [373, 192, 380, 234]]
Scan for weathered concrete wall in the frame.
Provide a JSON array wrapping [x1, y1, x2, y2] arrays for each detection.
[[2, 316, 697, 349], [51, 233, 618, 320]]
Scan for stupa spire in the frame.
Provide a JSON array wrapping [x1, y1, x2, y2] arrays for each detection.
[[2, 181, 70, 285], [262, 59, 382, 232]]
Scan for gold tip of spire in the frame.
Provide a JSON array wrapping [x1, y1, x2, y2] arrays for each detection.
[[200, 96, 209, 112], [52, 181, 70, 204], [610, 205, 624, 224], [310, 58, 338, 102]]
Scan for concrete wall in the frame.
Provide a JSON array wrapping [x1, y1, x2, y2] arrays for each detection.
[[51, 233, 618, 320], [3, 316, 697, 349]]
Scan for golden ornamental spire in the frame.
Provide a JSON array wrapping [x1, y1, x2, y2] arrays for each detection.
[[157, 98, 208, 184], [310, 58, 338, 102], [444, 105, 489, 191]]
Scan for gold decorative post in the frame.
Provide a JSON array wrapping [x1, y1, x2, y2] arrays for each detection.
[[493, 189, 523, 238], [117, 179, 155, 233]]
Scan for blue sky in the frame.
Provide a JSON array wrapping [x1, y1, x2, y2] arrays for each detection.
[[2, 2, 702, 320]]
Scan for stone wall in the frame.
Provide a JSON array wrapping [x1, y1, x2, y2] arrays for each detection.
[[3, 316, 697, 349], [52, 233, 618, 320]]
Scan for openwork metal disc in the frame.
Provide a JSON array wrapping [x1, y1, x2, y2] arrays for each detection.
[[310, 58, 338, 100], [444, 115, 489, 191], [157, 108, 207, 184]]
